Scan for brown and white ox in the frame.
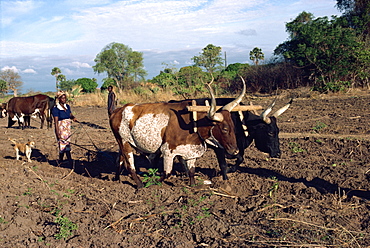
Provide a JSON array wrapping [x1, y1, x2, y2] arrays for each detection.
[[6, 94, 55, 129], [110, 80, 246, 188], [0, 103, 7, 118]]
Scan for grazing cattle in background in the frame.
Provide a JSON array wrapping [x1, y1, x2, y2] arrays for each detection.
[[110, 79, 246, 188], [170, 97, 292, 180], [6, 94, 55, 129], [0, 103, 7, 118]]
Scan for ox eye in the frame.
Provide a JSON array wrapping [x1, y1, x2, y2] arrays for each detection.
[[268, 132, 274, 136], [222, 127, 229, 133]]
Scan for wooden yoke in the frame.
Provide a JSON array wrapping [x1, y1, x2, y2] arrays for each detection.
[[187, 104, 263, 112], [192, 100, 198, 132], [189, 101, 263, 133]]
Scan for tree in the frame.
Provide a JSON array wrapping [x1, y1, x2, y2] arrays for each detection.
[[0, 79, 7, 95], [100, 78, 117, 91], [127, 51, 147, 82], [336, 0, 370, 38], [192, 44, 224, 73], [249, 47, 265, 65], [51, 67, 62, 92], [93, 42, 147, 90], [76, 78, 98, 93], [0, 69, 23, 96], [176, 66, 207, 98], [149, 72, 177, 89], [59, 79, 77, 92], [274, 12, 366, 90]]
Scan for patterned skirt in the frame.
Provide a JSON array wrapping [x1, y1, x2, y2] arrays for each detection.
[[57, 119, 72, 153]]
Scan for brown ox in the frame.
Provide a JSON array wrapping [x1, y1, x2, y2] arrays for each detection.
[[7, 94, 55, 129], [110, 79, 246, 188]]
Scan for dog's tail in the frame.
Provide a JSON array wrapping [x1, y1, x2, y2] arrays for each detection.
[[8, 138, 17, 145]]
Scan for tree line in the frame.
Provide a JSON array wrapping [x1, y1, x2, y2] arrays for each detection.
[[1, 0, 368, 96]]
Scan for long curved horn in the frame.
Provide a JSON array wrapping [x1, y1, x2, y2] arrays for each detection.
[[222, 76, 246, 111], [261, 98, 277, 124], [204, 76, 218, 120], [272, 98, 293, 117]]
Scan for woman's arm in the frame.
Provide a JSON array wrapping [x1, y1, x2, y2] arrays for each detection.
[[53, 116, 60, 140]]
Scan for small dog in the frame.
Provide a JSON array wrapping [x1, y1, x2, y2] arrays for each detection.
[[9, 138, 35, 163]]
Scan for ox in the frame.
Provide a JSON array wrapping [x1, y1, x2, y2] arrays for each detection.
[[0, 103, 7, 118], [6, 94, 55, 129], [172, 96, 292, 180], [110, 79, 246, 188]]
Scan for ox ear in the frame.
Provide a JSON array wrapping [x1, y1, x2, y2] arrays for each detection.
[[272, 98, 293, 118], [222, 76, 246, 112]]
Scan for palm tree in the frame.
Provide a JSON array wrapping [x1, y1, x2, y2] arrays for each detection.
[[249, 47, 265, 65], [51, 67, 62, 92]]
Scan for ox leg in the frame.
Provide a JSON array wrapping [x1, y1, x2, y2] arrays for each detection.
[[25, 116, 31, 128], [7, 116, 16, 128], [186, 159, 197, 186], [213, 148, 230, 180], [160, 152, 175, 182], [234, 151, 244, 168], [40, 114, 45, 129], [117, 142, 144, 189]]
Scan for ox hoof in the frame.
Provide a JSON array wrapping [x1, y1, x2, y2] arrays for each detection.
[[136, 182, 144, 189]]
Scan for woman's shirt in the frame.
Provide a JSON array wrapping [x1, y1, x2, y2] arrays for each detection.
[[52, 103, 72, 120]]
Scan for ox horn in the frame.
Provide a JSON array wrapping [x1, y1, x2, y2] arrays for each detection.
[[222, 76, 246, 112], [205, 76, 224, 122], [261, 98, 277, 124], [272, 98, 293, 117]]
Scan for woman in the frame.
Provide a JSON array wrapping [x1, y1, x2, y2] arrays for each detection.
[[52, 92, 78, 164]]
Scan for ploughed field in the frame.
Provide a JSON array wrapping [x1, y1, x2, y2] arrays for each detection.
[[0, 92, 369, 247]]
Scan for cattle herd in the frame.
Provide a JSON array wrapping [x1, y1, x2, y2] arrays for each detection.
[[0, 94, 55, 130], [1, 79, 291, 189]]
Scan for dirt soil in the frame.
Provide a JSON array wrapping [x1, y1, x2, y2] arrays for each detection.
[[1, 92, 370, 247]]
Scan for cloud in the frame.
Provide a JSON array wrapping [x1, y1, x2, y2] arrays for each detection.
[[1, 0, 341, 93], [71, 61, 91, 68], [237, 29, 258, 37], [22, 69, 37, 74], [1, 66, 20, 73], [2, 0, 41, 26]]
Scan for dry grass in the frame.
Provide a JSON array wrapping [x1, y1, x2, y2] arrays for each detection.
[[71, 88, 216, 107]]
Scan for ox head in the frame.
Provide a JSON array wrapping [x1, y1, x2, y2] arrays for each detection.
[[0, 103, 7, 118], [202, 77, 246, 156], [246, 98, 293, 158]]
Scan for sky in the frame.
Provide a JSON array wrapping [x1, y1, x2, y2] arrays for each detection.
[[1, 0, 341, 93]]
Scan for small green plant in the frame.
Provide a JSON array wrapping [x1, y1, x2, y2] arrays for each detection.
[[268, 176, 279, 198], [0, 217, 8, 224], [54, 216, 78, 240], [289, 142, 305, 153], [23, 188, 32, 196], [201, 207, 211, 218], [63, 189, 75, 198], [50, 207, 62, 217], [312, 122, 327, 132], [142, 168, 162, 187]]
